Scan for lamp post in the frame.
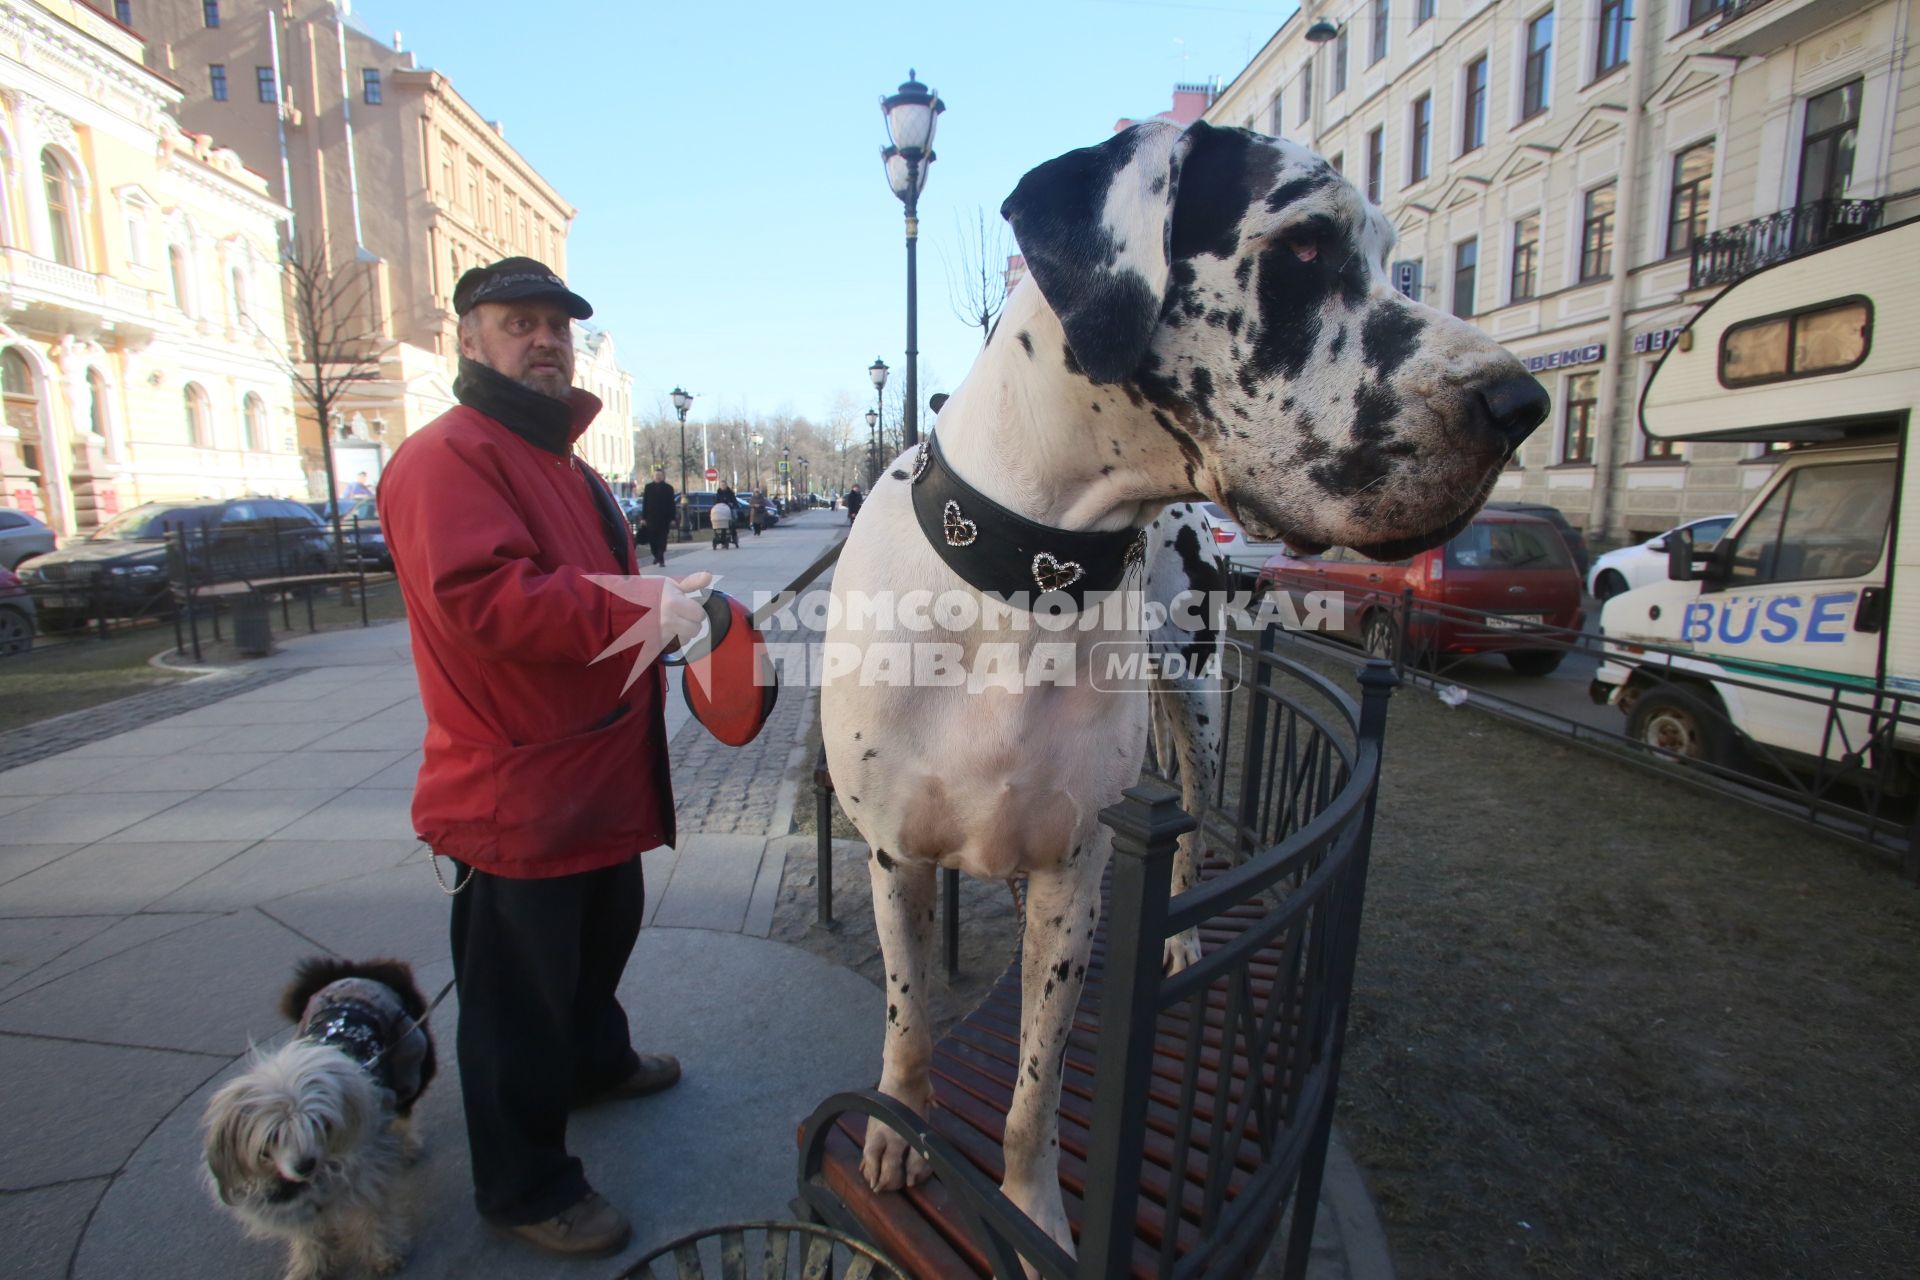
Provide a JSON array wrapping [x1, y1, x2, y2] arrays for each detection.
[[880, 71, 942, 452], [670, 386, 692, 540], [750, 432, 764, 494], [864, 407, 880, 486], [867, 357, 889, 482], [781, 444, 791, 504]]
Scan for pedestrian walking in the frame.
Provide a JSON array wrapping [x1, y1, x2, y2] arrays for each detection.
[[640, 466, 675, 567], [378, 255, 710, 1259]]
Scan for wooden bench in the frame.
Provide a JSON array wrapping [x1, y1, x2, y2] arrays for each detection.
[[796, 643, 1397, 1279]]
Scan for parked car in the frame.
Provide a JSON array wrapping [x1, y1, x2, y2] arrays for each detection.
[[0, 567, 34, 656], [1586, 513, 1737, 601], [682, 491, 747, 529], [1259, 510, 1585, 675], [1200, 501, 1287, 586], [1482, 501, 1591, 579], [305, 497, 389, 568], [0, 508, 56, 571], [17, 498, 333, 628]]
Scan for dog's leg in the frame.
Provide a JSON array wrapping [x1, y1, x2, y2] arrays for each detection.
[[860, 852, 937, 1192], [395, 1113, 425, 1166], [283, 1232, 333, 1280], [1000, 838, 1108, 1266], [352, 1204, 410, 1277], [1149, 674, 1220, 974]]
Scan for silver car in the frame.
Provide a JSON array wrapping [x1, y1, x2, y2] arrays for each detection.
[[1201, 501, 1286, 587], [0, 508, 55, 571]]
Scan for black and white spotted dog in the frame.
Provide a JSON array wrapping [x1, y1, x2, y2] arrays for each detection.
[[822, 119, 1546, 1257]]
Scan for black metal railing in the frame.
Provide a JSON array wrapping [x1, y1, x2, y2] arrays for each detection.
[[1715, 0, 1782, 27], [798, 638, 1398, 1277], [1690, 197, 1884, 288]]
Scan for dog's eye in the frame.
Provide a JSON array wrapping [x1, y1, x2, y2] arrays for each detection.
[[1283, 233, 1319, 263]]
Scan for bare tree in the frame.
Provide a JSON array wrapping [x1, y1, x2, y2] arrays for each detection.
[[944, 207, 1012, 347], [257, 237, 384, 566]]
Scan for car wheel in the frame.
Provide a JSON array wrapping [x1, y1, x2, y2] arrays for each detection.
[[0, 606, 32, 656], [1593, 569, 1629, 601], [1505, 649, 1564, 677], [1362, 612, 1398, 661], [1627, 684, 1736, 767]]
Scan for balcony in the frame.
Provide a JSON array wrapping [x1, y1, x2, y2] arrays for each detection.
[[2, 246, 165, 340], [1689, 198, 1884, 289], [1705, 0, 1877, 58]]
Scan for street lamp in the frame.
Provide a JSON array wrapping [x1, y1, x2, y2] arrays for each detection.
[[750, 432, 764, 493], [879, 71, 942, 453], [867, 357, 889, 482], [670, 386, 692, 540], [864, 407, 880, 485]]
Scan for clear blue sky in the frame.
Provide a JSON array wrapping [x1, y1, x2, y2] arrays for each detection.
[[342, 0, 1298, 427]]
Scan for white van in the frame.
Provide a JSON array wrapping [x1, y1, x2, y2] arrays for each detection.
[[1591, 217, 1919, 773]]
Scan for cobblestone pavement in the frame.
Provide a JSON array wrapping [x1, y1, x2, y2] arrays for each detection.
[[0, 665, 301, 771]]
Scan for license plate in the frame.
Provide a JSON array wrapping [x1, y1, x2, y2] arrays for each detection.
[[1484, 613, 1544, 630]]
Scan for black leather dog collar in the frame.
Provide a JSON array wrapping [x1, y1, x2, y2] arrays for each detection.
[[909, 433, 1146, 608]]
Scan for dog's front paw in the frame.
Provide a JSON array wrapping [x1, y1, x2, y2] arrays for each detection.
[[1163, 927, 1203, 975], [1004, 1179, 1075, 1277], [859, 1119, 931, 1191], [367, 1242, 409, 1277]]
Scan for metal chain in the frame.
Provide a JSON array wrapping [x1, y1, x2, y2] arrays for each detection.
[[426, 850, 474, 896]]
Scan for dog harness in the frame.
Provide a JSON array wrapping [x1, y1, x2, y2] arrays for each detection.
[[298, 980, 431, 1114], [909, 432, 1147, 608]]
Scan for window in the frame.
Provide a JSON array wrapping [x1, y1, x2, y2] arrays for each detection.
[[1332, 26, 1349, 96], [1581, 183, 1616, 281], [169, 244, 191, 312], [1446, 520, 1571, 570], [1370, 0, 1390, 66], [1366, 127, 1384, 205], [1562, 372, 1597, 464], [203, 1, 219, 27], [1453, 238, 1478, 318], [1269, 93, 1285, 136], [183, 383, 210, 447], [1329, 151, 1344, 175], [209, 64, 227, 101], [1720, 298, 1871, 387], [1410, 94, 1431, 182], [1300, 60, 1313, 125], [1523, 10, 1553, 120], [1511, 215, 1539, 301], [1596, 0, 1630, 78], [230, 265, 247, 323], [1799, 80, 1863, 205], [114, 1, 131, 23], [256, 66, 276, 104], [41, 151, 78, 268], [1644, 429, 1679, 460], [1724, 461, 1893, 587], [1463, 55, 1488, 152], [243, 393, 266, 452], [124, 203, 148, 269], [1687, 0, 1724, 28], [1667, 141, 1713, 257], [1415, 0, 1435, 24], [363, 68, 382, 105]]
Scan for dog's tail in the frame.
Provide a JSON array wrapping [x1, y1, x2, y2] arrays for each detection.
[[279, 956, 427, 1023]]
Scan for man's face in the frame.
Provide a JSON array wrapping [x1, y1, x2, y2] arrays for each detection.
[[460, 300, 575, 400]]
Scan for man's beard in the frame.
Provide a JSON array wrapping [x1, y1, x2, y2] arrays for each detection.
[[515, 366, 572, 400]]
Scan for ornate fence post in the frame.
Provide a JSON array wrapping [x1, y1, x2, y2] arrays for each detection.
[[1080, 781, 1194, 1280]]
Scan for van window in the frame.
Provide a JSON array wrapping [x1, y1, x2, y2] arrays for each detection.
[[1444, 522, 1570, 569], [1724, 460, 1893, 586]]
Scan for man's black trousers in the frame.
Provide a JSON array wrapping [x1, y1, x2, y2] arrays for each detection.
[[447, 856, 645, 1224], [646, 526, 669, 565]]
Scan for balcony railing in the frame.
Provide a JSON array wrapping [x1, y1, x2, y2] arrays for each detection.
[[1689, 197, 1884, 289]]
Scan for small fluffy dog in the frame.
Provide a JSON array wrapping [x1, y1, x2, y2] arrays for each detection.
[[203, 957, 438, 1280]]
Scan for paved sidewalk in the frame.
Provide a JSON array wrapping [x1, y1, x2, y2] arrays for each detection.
[[0, 505, 1394, 1279]]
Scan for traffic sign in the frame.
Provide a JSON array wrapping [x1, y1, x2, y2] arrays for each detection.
[[704, 467, 719, 484], [777, 460, 790, 473]]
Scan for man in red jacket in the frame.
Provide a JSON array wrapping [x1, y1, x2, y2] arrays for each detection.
[[379, 257, 709, 1258]]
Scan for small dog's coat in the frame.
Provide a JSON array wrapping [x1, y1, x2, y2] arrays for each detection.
[[203, 957, 437, 1280]]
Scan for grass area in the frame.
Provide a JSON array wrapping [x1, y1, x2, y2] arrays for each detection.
[[0, 579, 409, 732]]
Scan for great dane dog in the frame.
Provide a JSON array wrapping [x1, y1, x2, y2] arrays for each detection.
[[821, 119, 1546, 1257]]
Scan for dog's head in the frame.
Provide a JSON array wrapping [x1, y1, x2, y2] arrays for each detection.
[[202, 1041, 382, 1219], [1002, 120, 1547, 557]]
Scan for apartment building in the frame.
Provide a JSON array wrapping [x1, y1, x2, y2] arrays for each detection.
[[1207, 0, 1918, 545], [573, 323, 634, 494], [1, 0, 298, 536], [128, 1, 626, 495]]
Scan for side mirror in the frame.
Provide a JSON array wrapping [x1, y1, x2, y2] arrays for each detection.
[[1666, 526, 1695, 582]]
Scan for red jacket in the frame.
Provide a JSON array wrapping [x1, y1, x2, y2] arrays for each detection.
[[379, 393, 674, 878]]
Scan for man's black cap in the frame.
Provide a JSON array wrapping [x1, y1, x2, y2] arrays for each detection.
[[453, 256, 592, 319]]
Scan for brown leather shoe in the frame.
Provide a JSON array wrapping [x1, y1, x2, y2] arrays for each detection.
[[585, 1052, 681, 1104], [506, 1191, 631, 1257]]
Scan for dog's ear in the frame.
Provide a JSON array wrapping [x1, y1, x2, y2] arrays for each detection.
[[1001, 121, 1195, 384], [202, 1098, 247, 1206]]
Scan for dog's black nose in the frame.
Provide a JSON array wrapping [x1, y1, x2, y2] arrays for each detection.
[[1476, 375, 1550, 450], [293, 1155, 318, 1178]]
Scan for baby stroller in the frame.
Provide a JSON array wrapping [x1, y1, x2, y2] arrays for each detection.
[[709, 498, 739, 549]]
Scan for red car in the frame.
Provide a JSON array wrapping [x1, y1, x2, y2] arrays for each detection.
[[1258, 510, 1585, 676]]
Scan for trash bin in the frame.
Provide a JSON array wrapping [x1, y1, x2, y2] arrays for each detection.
[[232, 590, 272, 657]]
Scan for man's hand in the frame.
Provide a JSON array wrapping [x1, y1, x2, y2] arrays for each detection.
[[585, 570, 721, 691]]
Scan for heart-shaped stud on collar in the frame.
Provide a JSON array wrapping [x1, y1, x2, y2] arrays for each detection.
[[1032, 552, 1085, 593], [943, 500, 978, 547]]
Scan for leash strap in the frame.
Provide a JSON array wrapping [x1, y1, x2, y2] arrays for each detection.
[[360, 975, 457, 1073]]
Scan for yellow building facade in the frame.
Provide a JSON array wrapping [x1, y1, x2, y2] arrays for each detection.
[[0, 0, 298, 538]]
